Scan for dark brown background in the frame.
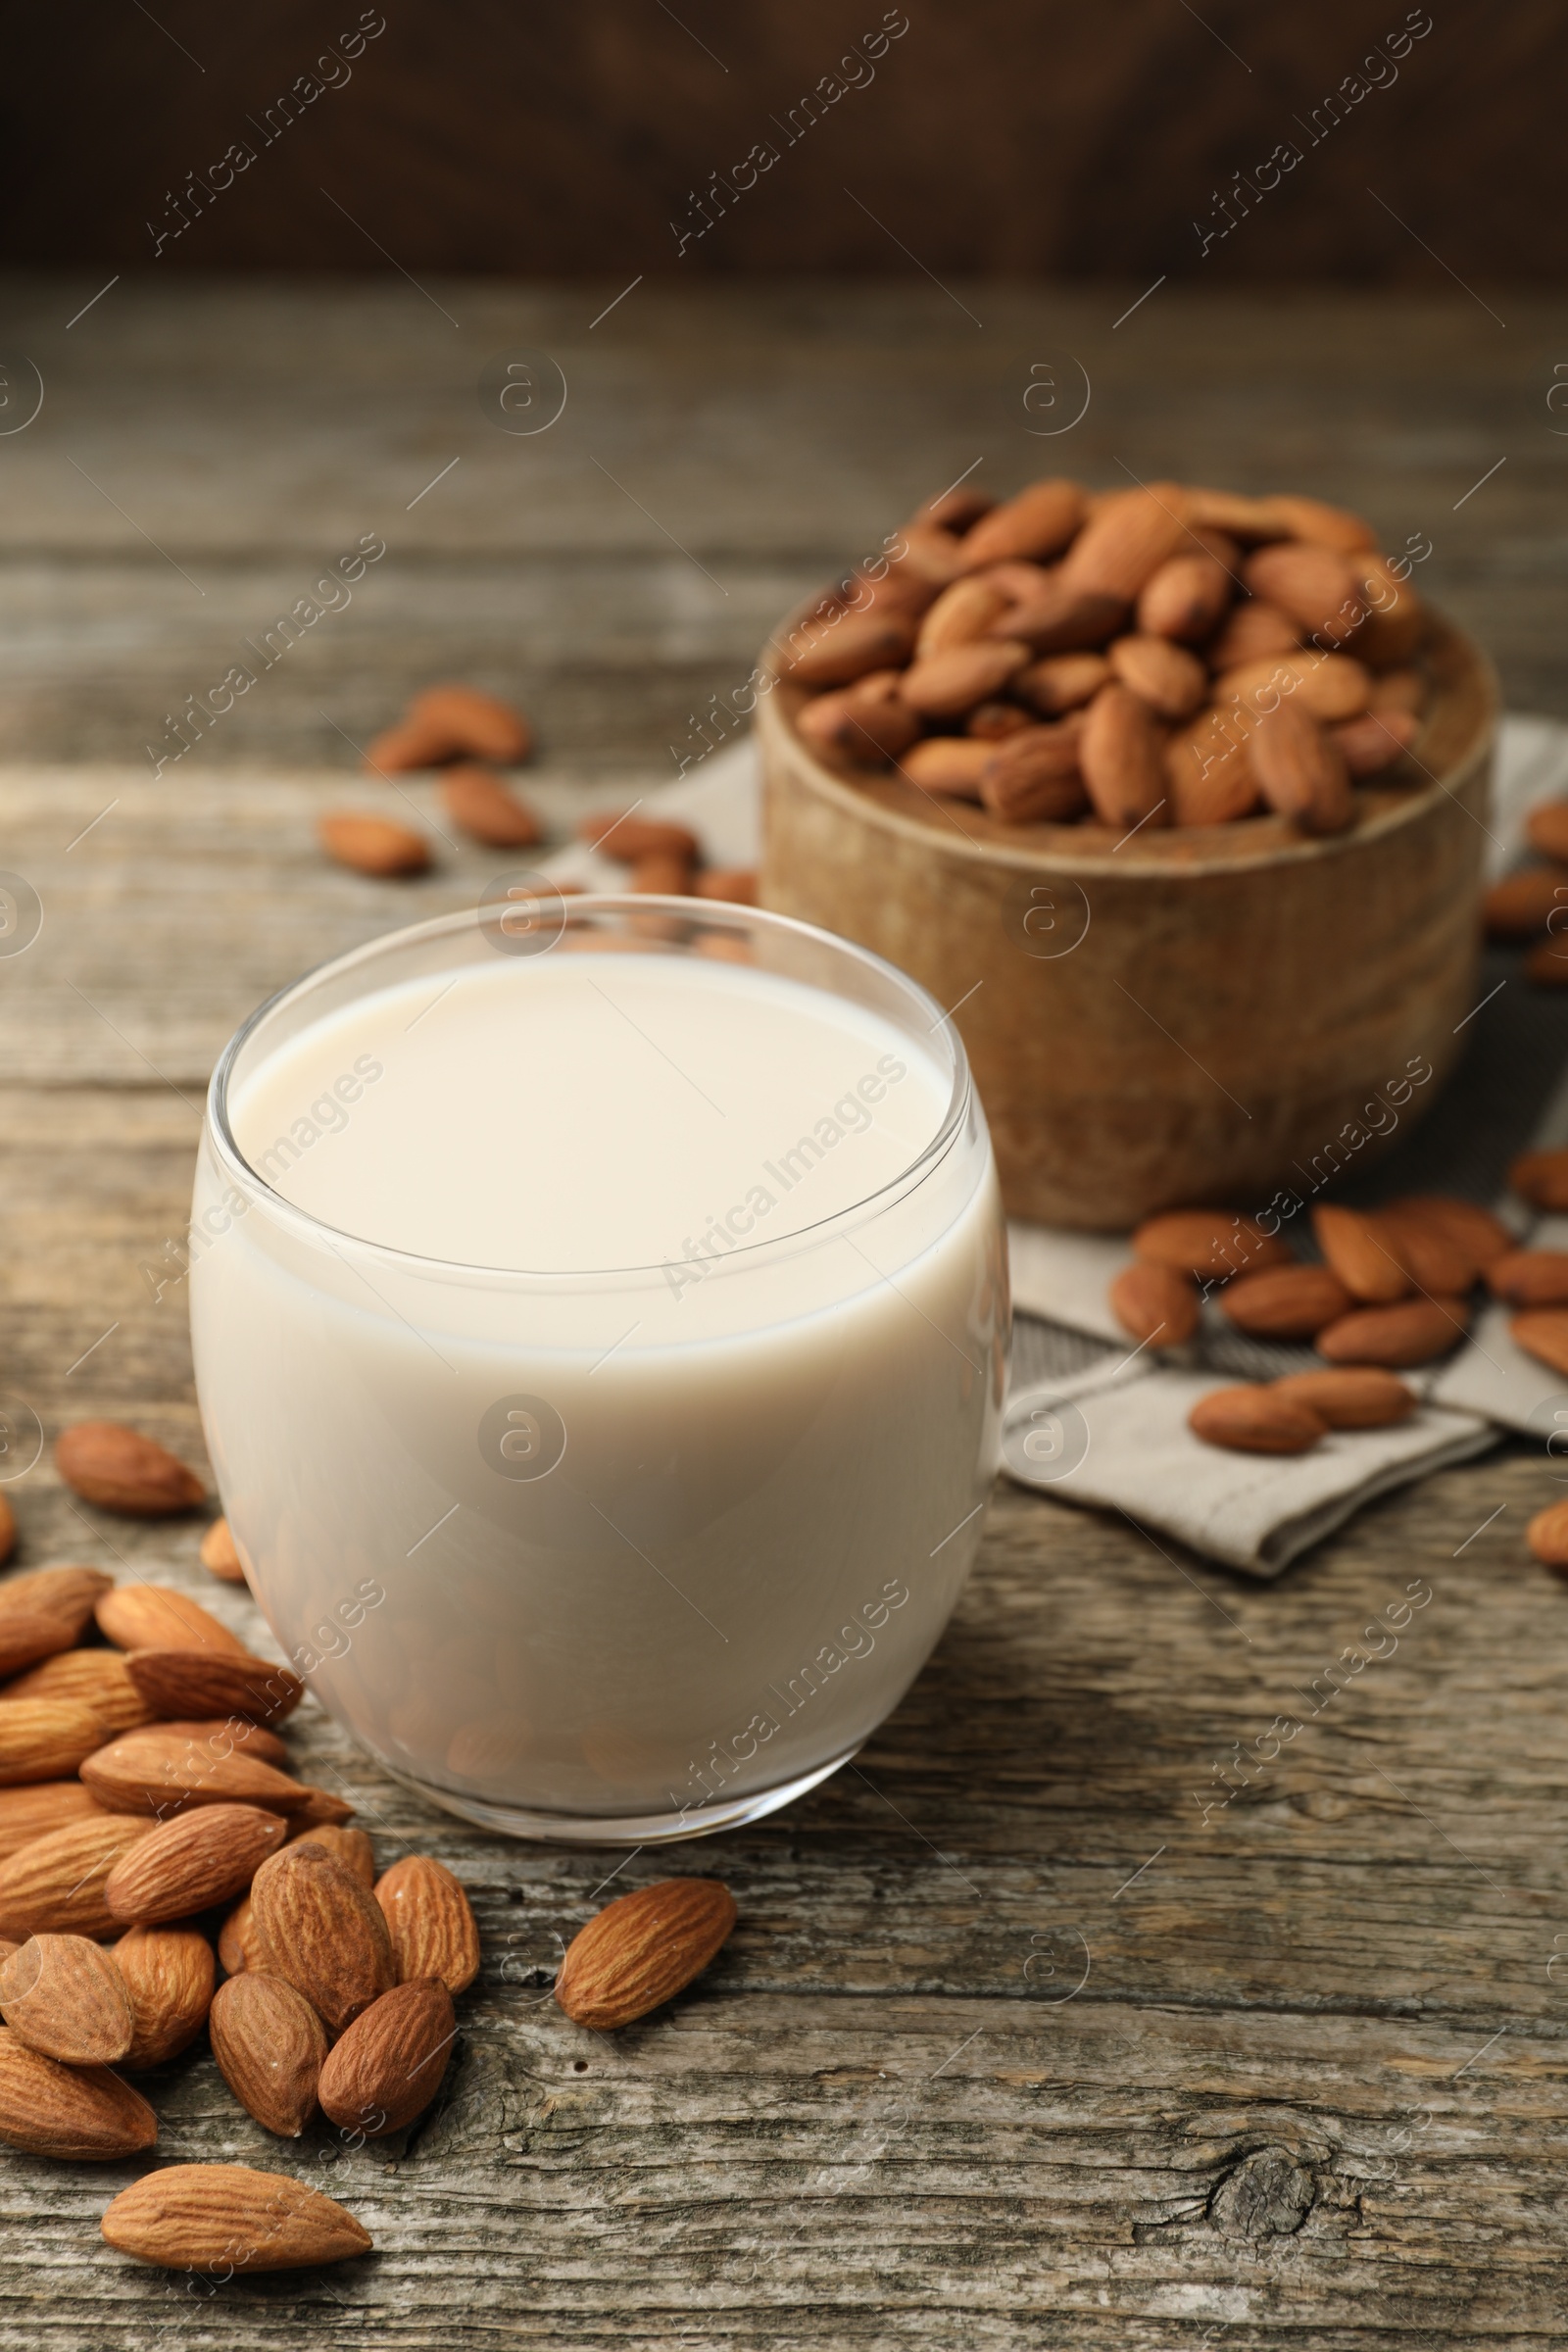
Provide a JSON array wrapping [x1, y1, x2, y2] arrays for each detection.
[[5, 0, 1557, 282]]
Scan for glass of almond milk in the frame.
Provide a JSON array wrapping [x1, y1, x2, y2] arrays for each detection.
[[191, 892, 1007, 1842]]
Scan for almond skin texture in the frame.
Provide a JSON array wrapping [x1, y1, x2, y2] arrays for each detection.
[[1312, 1205, 1411, 1303], [0, 1781, 106, 1864], [1107, 1262, 1199, 1348], [101, 2163, 370, 2271], [1526, 1498, 1568, 1568], [1248, 700, 1353, 836], [1511, 1149, 1568, 1213], [210, 1972, 327, 2137], [199, 1517, 247, 1584], [0, 1567, 113, 1677], [0, 1813, 155, 1940], [1392, 1195, 1512, 1268], [0, 1699, 104, 1785], [1217, 1264, 1353, 1339], [407, 683, 530, 763], [318, 811, 431, 878], [1488, 1250, 1568, 1306], [250, 1843, 397, 2035], [0, 2027, 157, 2159], [1079, 683, 1169, 830], [127, 1717, 289, 1769], [439, 764, 542, 849], [1316, 1298, 1470, 1367], [287, 1785, 356, 1828], [1272, 1368, 1417, 1429], [957, 480, 1084, 569], [114, 1926, 216, 2067], [81, 1726, 308, 1818], [125, 1647, 304, 1727], [1189, 1388, 1326, 1455], [96, 1583, 244, 1655], [374, 1855, 481, 1994], [1511, 1310, 1568, 1379], [219, 1894, 262, 1977], [899, 737, 994, 798], [106, 1805, 288, 1927], [556, 1878, 737, 2031], [288, 1824, 375, 1886], [0, 1933, 134, 2062], [3, 1648, 155, 1739], [56, 1424, 204, 1516], [319, 1978, 456, 2136], [1132, 1209, 1291, 1281]]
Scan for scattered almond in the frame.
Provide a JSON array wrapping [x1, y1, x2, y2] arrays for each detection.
[[105, 1802, 288, 1927], [318, 811, 431, 878], [318, 1978, 456, 2135], [0, 1568, 113, 1678], [440, 763, 541, 848], [1188, 1387, 1326, 1454], [250, 1843, 396, 2035], [578, 811, 701, 863], [1510, 1149, 1568, 1213], [406, 683, 531, 763], [1391, 1195, 1511, 1267], [124, 1646, 303, 1727], [1377, 1204, 1480, 1295], [81, 1726, 310, 1818], [1526, 802, 1568, 862], [1311, 1204, 1411, 1303], [1511, 1309, 1568, 1379], [1132, 1209, 1290, 1281], [95, 1583, 244, 1655], [56, 1424, 204, 1516], [1217, 1262, 1351, 1339], [209, 1973, 327, 2137], [199, 1518, 247, 1584], [1107, 1262, 1199, 1348], [374, 1854, 480, 1994], [1316, 1297, 1470, 1367], [1488, 1250, 1568, 1306], [555, 1878, 736, 2031], [114, 1926, 215, 2067], [0, 1934, 134, 2063], [1271, 1368, 1416, 1429], [0, 2028, 157, 2159], [101, 2163, 370, 2270]]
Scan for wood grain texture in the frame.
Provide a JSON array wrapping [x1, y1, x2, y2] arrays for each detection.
[[0, 276, 1561, 2346]]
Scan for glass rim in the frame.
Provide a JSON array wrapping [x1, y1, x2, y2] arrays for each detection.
[[204, 894, 976, 1284]]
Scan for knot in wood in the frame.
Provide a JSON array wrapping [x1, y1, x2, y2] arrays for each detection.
[[1208, 2144, 1315, 2239]]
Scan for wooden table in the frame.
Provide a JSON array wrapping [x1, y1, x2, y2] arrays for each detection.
[[0, 274, 1564, 2349]]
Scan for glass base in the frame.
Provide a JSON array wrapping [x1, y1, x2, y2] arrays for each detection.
[[385, 1740, 862, 1845]]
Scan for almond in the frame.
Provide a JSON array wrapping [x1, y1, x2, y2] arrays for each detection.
[[0, 1812, 155, 1939], [910, 486, 994, 534], [1079, 683, 1169, 830], [210, 1972, 327, 2136], [373, 1854, 480, 1994], [0, 1567, 113, 1677], [0, 1781, 105, 1864], [1107, 633, 1206, 719], [3, 1648, 156, 1738], [555, 1877, 736, 2031], [1164, 722, 1260, 826], [977, 725, 1087, 824], [797, 670, 918, 764], [1107, 1262, 1199, 1347], [1526, 1498, 1568, 1568], [288, 1823, 375, 1886], [1527, 802, 1568, 863], [577, 810, 701, 863], [125, 1647, 303, 1727], [1015, 652, 1110, 715], [1242, 541, 1361, 645], [95, 1582, 245, 1655], [1391, 1195, 1512, 1268], [114, 1925, 215, 2067], [1348, 560, 1425, 667], [56, 1423, 205, 1516], [199, 1516, 248, 1584], [914, 575, 1016, 657], [318, 1979, 456, 2138], [1488, 1250, 1568, 1306], [1132, 1209, 1291, 1281], [967, 698, 1043, 741], [1316, 1297, 1470, 1367], [143, 1717, 290, 1769], [406, 683, 531, 763], [1206, 600, 1300, 669], [885, 523, 967, 590], [898, 737, 993, 798], [1330, 710, 1420, 777], [250, 1842, 396, 2035], [1217, 1263, 1352, 1339], [1511, 1309, 1568, 1378], [1181, 487, 1295, 543], [0, 2028, 156, 2159], [692, 868, 759, 906], [105, 1803, 288, 1926], [784, 612, 917, 689], [0, 1698, 105, 1785], [1215, 651, 1372, 724], [318, 811, 431, 878], [439, 763, 542, 848], [1247, 701, 1353, 835], [219, 1894, 262, 1977], [363, 718, 451, 774], [1272, 1368, 1416, 1429], [1311, 1204, 1411, 1303], [1510, 1149, 1568, 1211], [1485, 868, 1568, 940], [1268, 494, 1376, 553], [1136, 552, 1233, 644], [101, 2163, 370, 2270], [957, 479, 1085, 568], [1059, 487, 1188, 601], [81, 1726, 308, 1818], [993, 577, 1127, 655], [287, 1785, 356, 1828], [0, 1933, 134, 2062], [1189, 1386, 1325, 1454], [629, 852, 694, 896], [1377, 1205, 1480, 1295], [901, 640, 1031, 717]]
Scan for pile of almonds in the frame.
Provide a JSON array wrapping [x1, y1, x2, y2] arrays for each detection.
[[0, 1416, 738, 2276], [1112, 1154, 1568, 1455], [573, 808, 757, 906], [1484, 798, 1568, 986], [786, 477, 1426, 837]]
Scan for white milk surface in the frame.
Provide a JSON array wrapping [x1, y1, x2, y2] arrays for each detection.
[[193, 947, 1006, 1827]]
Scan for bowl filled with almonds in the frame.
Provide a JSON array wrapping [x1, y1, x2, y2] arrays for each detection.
[[758, 476, 1496, 1228]]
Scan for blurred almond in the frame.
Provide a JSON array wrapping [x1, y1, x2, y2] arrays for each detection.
[[363, 718, 451, 773], [1316, 1298, 1470, 1367], [1132, 1209, 1291, 1281], [1242, 541, 1361, 644], [914, 575, 1014, 657], [1511, 1309, 1568, 1379], [1015, 652, 1110, 715], [1488, 1250, 1568, 1306], [1526, 1497, 1568, 1568], [978, 725, 1087, 824], [1391, 1195, 1511, 1267], [1311, 1204, 1410, 1303], [1079, 682, 1169, 830], [1107, 633, 1206, 720], [1107, 1262, 1199, 1348], [1059, 486, 1187, 601], [1215, 651, 1371, 723], [1136, 551, 1231, 643], [1526, 802, 1568, 863], [56, 1424, 203, 1516], [1510, 1149, 1568, 1212], [0, 1497, 11, 1567], [898, 738, 993, 798], [1485, 868, 1568, 941], [1248, 701, 1353, 835], [125, 1647, 303, 1727], [374, 1854, 480, 1993], [101, 2163, 369, 2270], [407, 683, 531, 763], [114, 1925, 216, 2067], [1206, 600, 1300, 669], [0, 1933, 134, 2063], [901, 640, 1031, 718], [1378, 1204, 1480, 1295], [1217, 1263, 1351, 1339], [692, 869, 759, 906], [556, 1878, 736, 2031], [1189, 1387, 1325, 1454], [199, 1518, 247, 1585], [319, 812, 431, 878], [577, 811, 701, 862], [1272, 1368, 1416, 1429], [1331, 709, 1420, 776], [784, 612, 916, 689], [319, 1978, 455, 2136], [440, 763, 541, 848], [96, 1583, 244, 1655], [250, 1843, 396, 2035], [957, 480, 1084, 569], [0, 2028, 156, 2159], [210, 1973, 327, 2137], [0, 1567, 113, 1678]]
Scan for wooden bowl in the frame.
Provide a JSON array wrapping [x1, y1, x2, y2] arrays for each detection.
[[759, 609, 1497, 1230]]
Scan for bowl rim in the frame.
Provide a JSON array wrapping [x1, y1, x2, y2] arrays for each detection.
[[760, 599, 1498, 882]]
